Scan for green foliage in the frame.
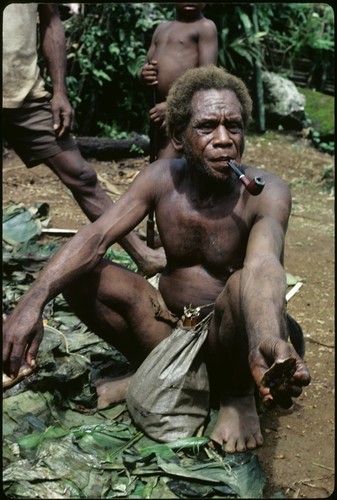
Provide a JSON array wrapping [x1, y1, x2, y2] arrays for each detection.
[[64, 3, 172, 136], [104, 246, 138, 272], [299, 88, 334, 136], [311, 131, 335, 155], [257, 3, 334, 93], [299, 87, 335, 155], [260, 3, 334, 64], [60, 3, 334, 137], [206, 3, 334, 79], [209, 4, 267, 74]]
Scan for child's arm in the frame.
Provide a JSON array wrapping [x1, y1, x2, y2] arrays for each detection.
[[139, 59, 158, 86], [139, 24, 164, 85], [198, 19, 218, 66]]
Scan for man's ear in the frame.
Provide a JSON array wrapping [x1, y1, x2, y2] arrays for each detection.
[[171, 132, 184, 152]]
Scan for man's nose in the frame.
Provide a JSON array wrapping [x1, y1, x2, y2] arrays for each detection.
[[213, 125, 233, 145]]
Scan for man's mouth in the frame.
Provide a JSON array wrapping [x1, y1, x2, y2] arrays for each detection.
[[207, 160, 233, 176], [210, 157, 233, 168]]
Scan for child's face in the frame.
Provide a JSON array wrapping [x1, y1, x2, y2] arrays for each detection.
[[175, 4, 206, 16]]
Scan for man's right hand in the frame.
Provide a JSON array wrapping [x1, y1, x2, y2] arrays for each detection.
[[3, 306, 44, 379], [248, 337, 311, 408], [51, 91, 74, 138]]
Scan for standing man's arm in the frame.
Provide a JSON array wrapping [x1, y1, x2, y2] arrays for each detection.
[[198, 19, 218, 66], [38, 4, 73, 137]]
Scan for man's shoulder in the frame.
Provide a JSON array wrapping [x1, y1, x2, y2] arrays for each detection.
[[148, 158, 186, 184], [244, 164, 288, 184], [151, 157, 186, 174], [243, 164, 291, 201]]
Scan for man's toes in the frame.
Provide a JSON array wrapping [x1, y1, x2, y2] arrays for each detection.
[[224, 436, 241, 453], [246, 435, 258, 450], [235, 437, 248, 452], [256, 432, 264, 447], [246, 432, 264, 450]]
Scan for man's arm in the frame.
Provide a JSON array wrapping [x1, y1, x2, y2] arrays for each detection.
[[38, 4, 73, 136], [3, 167, 158, 378], [239, 176, 310, 403], [198, 19, 218, 66]]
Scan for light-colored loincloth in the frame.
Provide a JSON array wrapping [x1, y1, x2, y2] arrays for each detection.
[[148, 273, 214, 328]]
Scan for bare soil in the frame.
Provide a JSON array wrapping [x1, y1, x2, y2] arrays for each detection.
[[2, 132, 335, 498]]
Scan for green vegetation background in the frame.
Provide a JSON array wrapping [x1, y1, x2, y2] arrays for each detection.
[[42, 3, 334, 143]]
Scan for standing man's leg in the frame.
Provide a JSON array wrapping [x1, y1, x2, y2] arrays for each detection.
[[4, 98, 112, 222], [4, 100, 167, 275], [45, 148, 112, 222]]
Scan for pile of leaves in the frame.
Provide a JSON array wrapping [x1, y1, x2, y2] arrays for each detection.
[[3, 204, 267, 498]]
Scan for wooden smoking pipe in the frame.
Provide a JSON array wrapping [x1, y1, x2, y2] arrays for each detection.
[[227, 160, 265, 195]]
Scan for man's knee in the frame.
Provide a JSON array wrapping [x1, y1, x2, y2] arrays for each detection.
[[46, 150, 98, 190], [208, 271, 242, 345], [62, 261, 103, 305], [63, 159, 98, 190]]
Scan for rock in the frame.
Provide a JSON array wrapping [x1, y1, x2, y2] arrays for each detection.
[[262, 71, 306, 130]]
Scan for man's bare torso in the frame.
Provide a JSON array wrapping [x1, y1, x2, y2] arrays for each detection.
[[151, 159, 260, 314]]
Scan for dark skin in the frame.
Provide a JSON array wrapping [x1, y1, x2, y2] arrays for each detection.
[[32, 5, 166, 275], [3, 88, 310, 452], [139, 3, 218, 158]]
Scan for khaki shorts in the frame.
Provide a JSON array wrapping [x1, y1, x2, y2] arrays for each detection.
[[3, 95, 77, 167]]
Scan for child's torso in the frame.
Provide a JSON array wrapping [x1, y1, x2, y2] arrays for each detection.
[[152, 20, 202, 99]]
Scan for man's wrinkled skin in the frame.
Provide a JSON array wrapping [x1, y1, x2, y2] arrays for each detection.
[[3, 72, 311, 453]]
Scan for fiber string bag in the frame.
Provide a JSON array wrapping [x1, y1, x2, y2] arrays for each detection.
[[126, 312, 212, 442]]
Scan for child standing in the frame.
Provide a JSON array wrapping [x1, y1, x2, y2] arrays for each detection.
[[139, 3, 218, 159]]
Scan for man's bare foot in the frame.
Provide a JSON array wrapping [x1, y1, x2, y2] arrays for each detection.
[[95, 373, 133, 409], [210, 394, 264, 453]]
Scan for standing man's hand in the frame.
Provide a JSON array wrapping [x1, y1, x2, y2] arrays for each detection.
[[38, 4, 73, 138], [51, 92, 74, 137]]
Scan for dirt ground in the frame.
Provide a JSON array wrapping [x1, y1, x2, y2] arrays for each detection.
[[2, 132, 335, 498]]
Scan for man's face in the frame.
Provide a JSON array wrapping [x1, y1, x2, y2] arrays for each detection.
[[182, 89, 245, 184]]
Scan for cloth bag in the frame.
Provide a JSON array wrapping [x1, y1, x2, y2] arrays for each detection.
[[126, 313, 212, 442]]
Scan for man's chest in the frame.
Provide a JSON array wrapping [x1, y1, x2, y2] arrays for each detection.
[[157, 202, 250, 267]]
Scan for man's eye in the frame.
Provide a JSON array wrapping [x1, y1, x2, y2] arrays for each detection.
[[198, 122, 214, 132], [227, 122, 242, 132]]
